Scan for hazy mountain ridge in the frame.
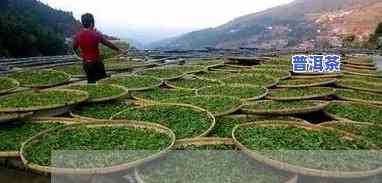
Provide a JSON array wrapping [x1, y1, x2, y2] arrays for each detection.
[[150, 0, 382, 50]]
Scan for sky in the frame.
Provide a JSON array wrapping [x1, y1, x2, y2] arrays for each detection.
[[40, 0, 294, 43]]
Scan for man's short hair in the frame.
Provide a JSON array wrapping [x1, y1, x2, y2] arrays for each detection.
[[81, 13, 94, 28]]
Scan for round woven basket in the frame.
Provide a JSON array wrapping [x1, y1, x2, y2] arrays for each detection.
[[130, 88, 195, 105], [242, 100, 330, 115], [134, 137, 299, 183], [105, 63, 158, 72], [342, 70, 381, 78], [221, 114, 312, 125], [111, 103, 216, 140], [266, 88, 336, 101], [277, 79, 336, 88], [335, 79, 382, 93], [248, 69, 292, 80], [20, 120, 176, 175], [196, 84, 269, 102], [335, 89, 382, 105], [232, 121, 382, 178], [0, 77, 20, 95], [324, 100, 382, 123], [0, 89, 89, 113], [0, 117, 84, 158], [165, 77, 224, 90], [99, 75, 164, 92], [64, 84, 129, 103], [138, 68, 187, 81], [13, 69, 72, 89]]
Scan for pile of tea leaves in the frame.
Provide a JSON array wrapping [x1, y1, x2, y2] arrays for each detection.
[[0, 121, 62, 152], [131, 88, 195, 102], [195, 71, 239, 80], [211, 65, 252, 72], [8, 69, 70, 88], [111, 105, 214, 139], [73, 101, 132, 120], [222, 74, 278, 88], [243, 100, 328, 115], [63, 84, 128, 102], [197, 84, 268, 101], [0, 77, 19, 94], [241, 69, 291, 80], [166, 77, 222, 90], [233, 123, 380, 171], [53, 65, 84, 77], [99, 75, 162, 91], [139, 67, 185, 80], [235, 123, 368, 150], [166, 95, 242, 116], [211, 116, 308, 138], [277, 78, 336, 88], [22, 124, 173, 167], [0, 90, 89, 112], [266, 87, 336, 100], [335, 89, 382, 105], [325, 101, 382, 124], [166, 65, 206, 74], [322, 122, 382, 148], [344, 75, 382, 85]]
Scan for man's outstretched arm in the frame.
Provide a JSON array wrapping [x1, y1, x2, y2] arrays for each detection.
[[101, 36, 121, 52]]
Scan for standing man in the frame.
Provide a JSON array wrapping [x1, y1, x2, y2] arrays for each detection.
[[73, 13, 124, 83]]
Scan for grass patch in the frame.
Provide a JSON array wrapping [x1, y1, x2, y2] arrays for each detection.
[[9, 69, 70, 88], [267, 87, 335, 100], [99, 75, 162, 91], [197, 84, 267, 100], [325, 101, 382, 124], [111, 104, 214, 139], [222, 74, 278, 88]]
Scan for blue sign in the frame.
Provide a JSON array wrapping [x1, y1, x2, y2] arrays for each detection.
[[292, 55, 341, 73]]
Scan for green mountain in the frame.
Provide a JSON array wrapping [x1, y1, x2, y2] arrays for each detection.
[[150, 0, 382, 50], [0, 0, 81, 57]]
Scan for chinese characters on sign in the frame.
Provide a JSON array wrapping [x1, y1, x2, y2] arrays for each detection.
[[292, 55, 341, 73]]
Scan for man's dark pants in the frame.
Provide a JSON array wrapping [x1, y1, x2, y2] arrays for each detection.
[[83, 61, 107, 83]]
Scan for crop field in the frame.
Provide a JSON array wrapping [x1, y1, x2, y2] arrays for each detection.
[[0, 54, 382, 182]]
